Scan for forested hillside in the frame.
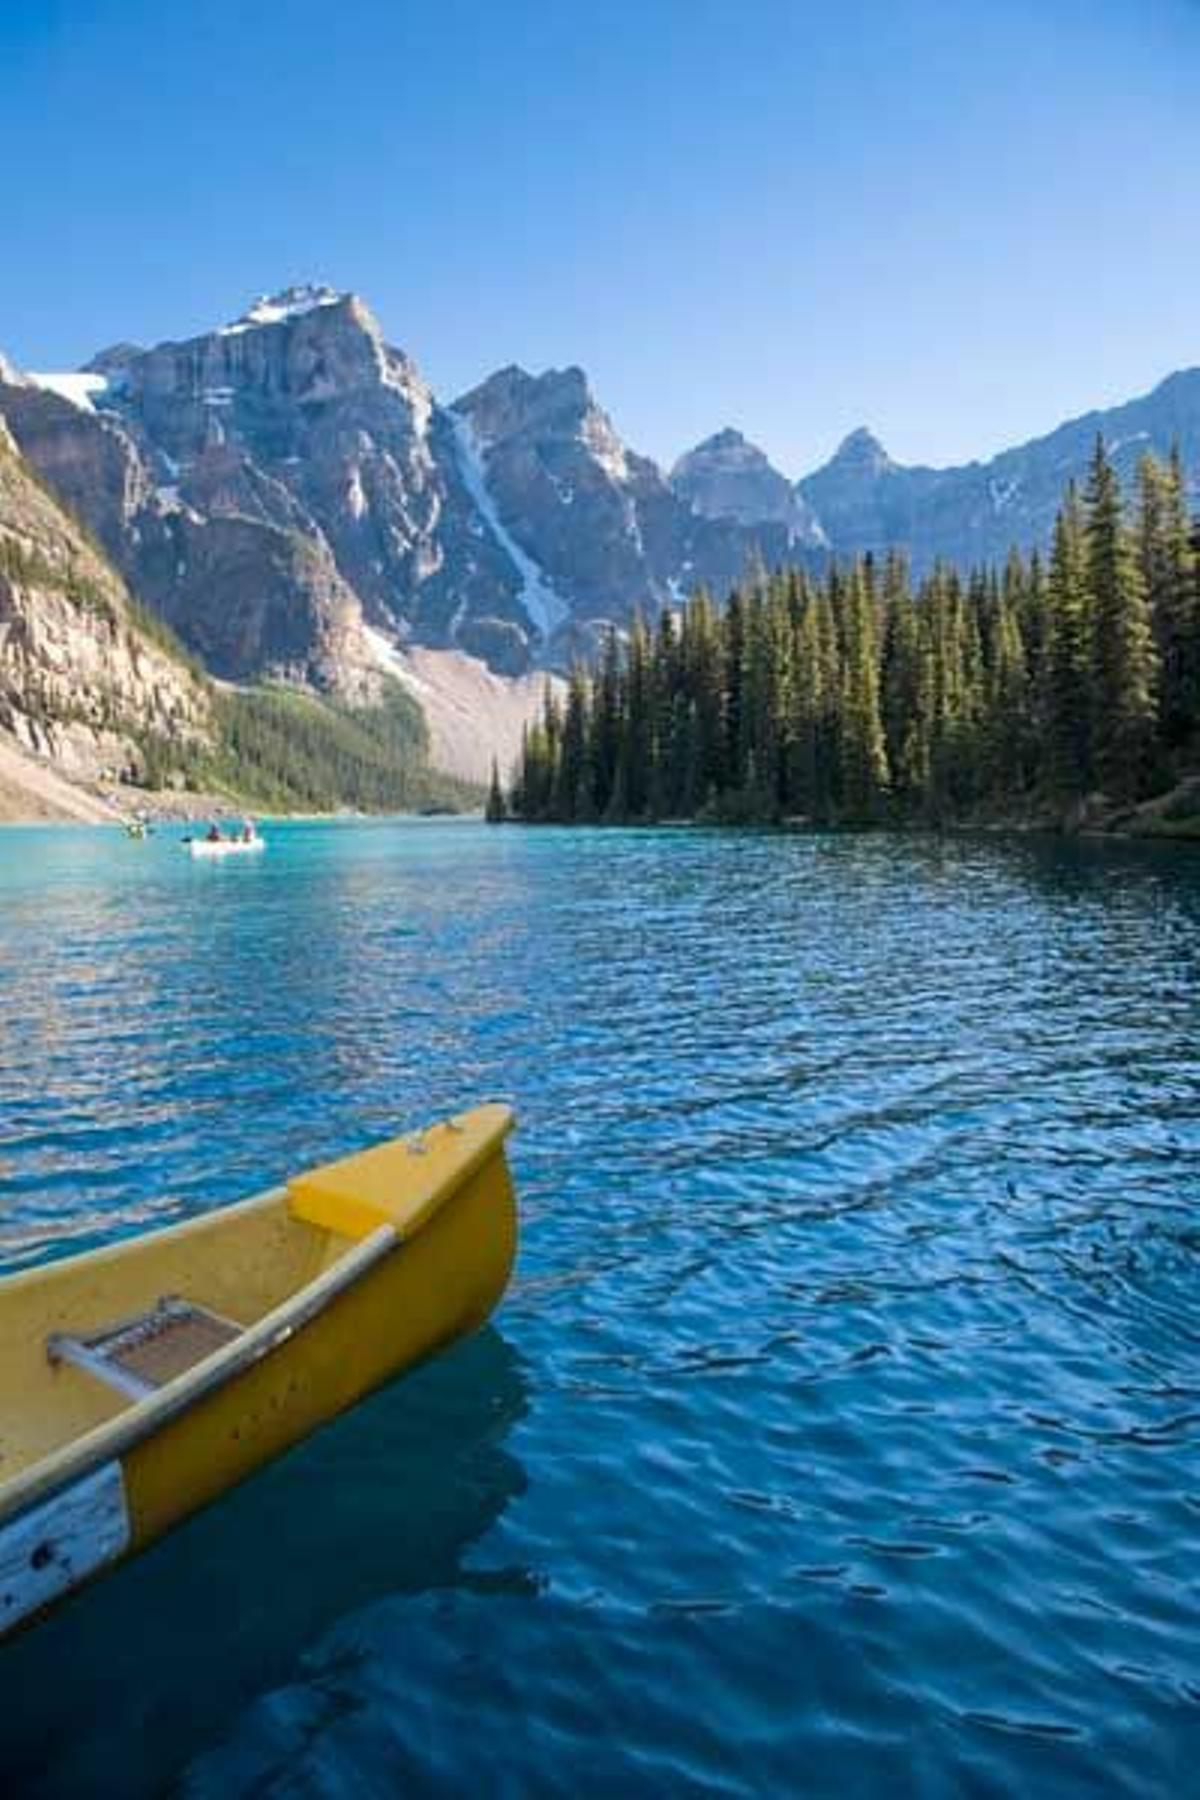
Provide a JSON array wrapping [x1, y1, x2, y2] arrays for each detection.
[[202, 684, 477, 813], [1, 401, 479, 817], [506, 441, 1199, 832]]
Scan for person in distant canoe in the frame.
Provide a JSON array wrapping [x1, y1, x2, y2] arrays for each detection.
[[242, 820, 256, 843], [206, 822, 222, 843]]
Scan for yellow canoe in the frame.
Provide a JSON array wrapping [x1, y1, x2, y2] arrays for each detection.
[[0, 1103, 517, 1641]]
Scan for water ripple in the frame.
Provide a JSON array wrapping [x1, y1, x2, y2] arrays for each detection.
[[1, 823, 1199, 1797]]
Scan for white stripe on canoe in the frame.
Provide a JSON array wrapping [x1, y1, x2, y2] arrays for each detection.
[[0, 1461, 130, 1633]]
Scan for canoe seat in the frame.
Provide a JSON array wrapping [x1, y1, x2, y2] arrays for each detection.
[[47, 1297, 242, 1402]]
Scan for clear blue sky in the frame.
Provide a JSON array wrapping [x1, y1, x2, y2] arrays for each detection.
[[5, 0, 1199, 476]]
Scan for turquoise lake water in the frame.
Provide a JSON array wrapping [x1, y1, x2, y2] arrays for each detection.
[[0, 820, 1198, 1795]]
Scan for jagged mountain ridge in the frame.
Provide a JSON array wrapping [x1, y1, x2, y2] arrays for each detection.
[[793, 374, 1200, 574], [5, 286, 1200, 698], [0, 407, 486, 818], [451, 367, 799, 643], [0, 376, 379, 697], [0, 288, 813, 688]]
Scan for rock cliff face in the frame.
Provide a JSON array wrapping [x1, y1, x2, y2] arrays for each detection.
[[451, 366, 802, 655], [671, 428, 824, 544], [0, 414, 210, 784], [0, 372, 377, 697], [3, 290, 542, 682], [4, 290, 809, 683]]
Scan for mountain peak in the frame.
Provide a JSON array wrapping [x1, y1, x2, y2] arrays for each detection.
[[672, 427, 825, 543], [672, 428, 776, 479], [453, 363, 602, 458], [219, 284, 349, 337], [830, 426, 891, 470], [696, 427, 748, 454]]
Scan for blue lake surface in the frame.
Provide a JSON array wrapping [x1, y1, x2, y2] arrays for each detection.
[[0, 819, 1198, 1796]]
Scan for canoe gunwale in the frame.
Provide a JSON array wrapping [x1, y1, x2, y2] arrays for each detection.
[[0, 1223, 398, 1530]]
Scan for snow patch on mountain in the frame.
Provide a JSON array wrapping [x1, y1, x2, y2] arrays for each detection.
[[581, 410, 630, 484], [27, 372, 110, 412], [381, 351, 434, 438], [1107, 430, 1151, 459], [219, 284, 345, 336], [448, 411, 569, 642]]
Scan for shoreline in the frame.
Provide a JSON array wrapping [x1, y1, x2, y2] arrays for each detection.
[[0, 734, 482, 828], [4, 804, 1195, 841], [490, 781, 1200, 846], [3, 724, 1195, 843], [0, 806, 485, 828], [4, 802, 1194, 841]]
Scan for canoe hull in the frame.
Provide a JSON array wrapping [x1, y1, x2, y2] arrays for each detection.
[[0, 1113, 517, 1639], [123, 1148, 515, 1547]]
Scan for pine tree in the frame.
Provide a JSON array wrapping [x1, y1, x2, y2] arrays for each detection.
[[623, 614, 652, 819], [589, 628, 622, 816], [880, 564, 932, 811], [553, 668, 590, 820], [722, 587, 747, 796], [788, 588, 827, 818], [647, 608, 680, 817], [1044, 485, 1093, 794], [1138, 448, 1196, 749], [837, 561, 889, 818], [740, 582, 783, 812], [687, 589, 726, 797], [1086, 438, 1158, 795], [926, 566, 967, 818], [982, 584, 1029, 801], [1003, 547, 1044, 700], [485, 756, 506, 823]]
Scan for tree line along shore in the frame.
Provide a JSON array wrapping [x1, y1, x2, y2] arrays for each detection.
[[496, 440, 1200, 837]]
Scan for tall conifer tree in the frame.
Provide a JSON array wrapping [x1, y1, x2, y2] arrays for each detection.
[[838, 561, 889, 818], [1044, 484, 1093, 794], [1085, 438, 1158, 794], [1138, 449, 1196, 748]]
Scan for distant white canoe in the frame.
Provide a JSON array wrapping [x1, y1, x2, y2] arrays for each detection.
[[187, 837, 266, 860]]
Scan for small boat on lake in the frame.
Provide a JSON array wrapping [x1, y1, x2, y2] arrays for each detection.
[[187, 836, 265, 859], [186, 819, 265, 858], [0, 1104, 517, 1641]]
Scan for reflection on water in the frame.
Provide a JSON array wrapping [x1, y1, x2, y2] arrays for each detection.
[[1, 822, 1199, 1796], [1, 1330, 528, 1797]]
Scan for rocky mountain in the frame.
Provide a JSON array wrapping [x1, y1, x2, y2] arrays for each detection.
[[2, 289, 810, 688], [4, 290, 422, 694], [671, 428, 824, 544], [796, 373, 1200, 574], [450, 366, 798, 655], [6, 284, 1200, 708], [0, 406, 483, 818], [0, 412, 211, 789]]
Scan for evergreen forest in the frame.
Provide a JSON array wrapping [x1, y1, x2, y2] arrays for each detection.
[[504, 442, 1200, 831]]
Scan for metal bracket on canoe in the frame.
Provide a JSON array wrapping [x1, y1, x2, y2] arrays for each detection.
[[4, 1225, 400, 1531], [47, 1297, 242, 1402]]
